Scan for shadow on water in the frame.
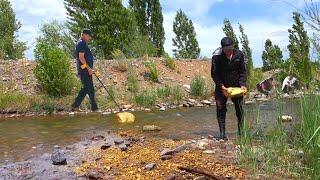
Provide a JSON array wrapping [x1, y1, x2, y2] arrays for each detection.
[[0, 98, 301, 163]]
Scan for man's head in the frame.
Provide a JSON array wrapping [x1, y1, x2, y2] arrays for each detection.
[[221, 37, 234, 56], [81, 29, 92, 42]]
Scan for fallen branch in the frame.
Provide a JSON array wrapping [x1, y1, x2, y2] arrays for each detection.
[[178, 166, 219, 180]]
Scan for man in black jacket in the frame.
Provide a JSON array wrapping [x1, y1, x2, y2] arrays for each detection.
[[211, 37, 247, 140]]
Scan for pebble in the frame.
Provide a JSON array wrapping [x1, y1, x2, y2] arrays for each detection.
[[114, 139, 124, 145], [51, 150, 67, 165], [101, 143, 112, 150], [145, 163, 156, 170], [159, 107, 166, 111], [203, 150, 215, 154], [160, 155, 173, 160], [118, 144, 128, 151]]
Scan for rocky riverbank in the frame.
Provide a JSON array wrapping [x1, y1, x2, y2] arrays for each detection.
[[0, 130, 247, 179]]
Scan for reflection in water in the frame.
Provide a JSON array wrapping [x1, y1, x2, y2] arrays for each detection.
[[0, 99, 301, 163]]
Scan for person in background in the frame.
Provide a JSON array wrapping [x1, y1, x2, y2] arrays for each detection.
[[282, 75, 298, 95], [256, 77, 275, 97], [71, 29, 99, 112], [211, 37, 247, 140]]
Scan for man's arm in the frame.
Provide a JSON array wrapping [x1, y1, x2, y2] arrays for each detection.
[[211, 56, 223, 89], [79, 52, 93, 75], [239, 53, 247, 88]]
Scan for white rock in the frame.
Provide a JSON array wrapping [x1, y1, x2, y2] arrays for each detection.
[[188, 98, 196, 103], [160, 107, 166, 111], [69, 112, 75, 116], [102, 112, 112, 116], [201, 100, 211, 105], [203, 150, 215, 154], [281, 115, 293, 122], [183, 84, 191, 90]]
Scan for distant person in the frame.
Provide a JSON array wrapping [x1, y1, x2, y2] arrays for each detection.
[[282, 75, 298, 94], [211, 37, 247, 140], [256, 77, 275, 97], [71, 29, 99, 112]]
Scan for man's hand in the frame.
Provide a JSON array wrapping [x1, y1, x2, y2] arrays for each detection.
[[88, 68, 94, 76], [221, 85, 228, 97]]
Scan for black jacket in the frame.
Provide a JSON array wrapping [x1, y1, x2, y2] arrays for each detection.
[[211, 48, 247, 90]]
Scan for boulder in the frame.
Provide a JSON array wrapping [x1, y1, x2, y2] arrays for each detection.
[[201, 100, 212, 105], [116, 112, 135, 123], [51, 150, 67, 165]]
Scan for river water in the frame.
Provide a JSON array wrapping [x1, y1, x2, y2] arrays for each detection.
[[0, 98, 301, 163]]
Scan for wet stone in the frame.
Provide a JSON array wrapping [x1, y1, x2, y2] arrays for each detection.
[[51, 150, 67, 165]]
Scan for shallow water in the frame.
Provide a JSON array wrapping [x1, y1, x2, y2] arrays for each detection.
[[0, 98, 301, 163]]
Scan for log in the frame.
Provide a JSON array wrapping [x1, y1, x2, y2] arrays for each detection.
[[178, 166, 219, 180]]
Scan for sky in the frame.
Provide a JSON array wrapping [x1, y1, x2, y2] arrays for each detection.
[[10, 0, 314, 67]]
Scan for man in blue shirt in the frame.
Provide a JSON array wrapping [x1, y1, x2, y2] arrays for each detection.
[[71, 29, 99, 112]]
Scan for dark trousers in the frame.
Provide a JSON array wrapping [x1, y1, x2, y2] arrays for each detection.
[[215, 90, 244, 136], [72, 73, 98, 111]]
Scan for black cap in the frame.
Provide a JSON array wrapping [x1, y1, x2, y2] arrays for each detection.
[[221, 37, 233, 48], [82, 29, 92, 36]]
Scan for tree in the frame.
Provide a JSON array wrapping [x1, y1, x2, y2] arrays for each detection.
[[222, 19, 239, 50], [37, 20, 75, 58], [64, 0, 137, 58], [262, 39, 283, 71], [0, 0, 27, 60], [129, 0, 165, 56], [239, 24, 253, 77], [288, 12, 313, 87], [172, 9, 200, 59]]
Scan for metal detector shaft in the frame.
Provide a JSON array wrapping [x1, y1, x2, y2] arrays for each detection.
[[94, 73, 121, 110]]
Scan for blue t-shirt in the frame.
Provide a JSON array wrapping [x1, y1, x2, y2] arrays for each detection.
[[76, 39, 94, 74]]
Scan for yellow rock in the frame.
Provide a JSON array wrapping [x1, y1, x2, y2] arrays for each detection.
[[116, 112, 135, 123], [226, 87, 247, 98]]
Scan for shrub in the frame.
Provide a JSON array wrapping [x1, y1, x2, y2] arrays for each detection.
[[111, 49, 128, 72], [134, 90, 157, 107], [165, 54, 175, 70], [190, 75, 206, 97], [124, 35, 157, 58], [156, 86, 171, 99], [34, 42, 76, 97], [171, 85, 184, 103], [127, 65, 138, 93], [144, 60, 159, 82]]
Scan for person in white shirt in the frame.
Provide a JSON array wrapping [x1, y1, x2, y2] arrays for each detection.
[[282, 75, 298, 94]]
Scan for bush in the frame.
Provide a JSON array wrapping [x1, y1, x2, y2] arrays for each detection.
[[124, 35, 157, 58], [171, 85, 184, 103], [34, 42, 76, 97], [134, 90, 157, 107], [111, 49, 128, 72], [248, 69, 264, 90], [165, 54, 176, 70], [156, 86, 171, 99], [144, 60, 159, 82], [190, 75, 207, 98], [127, 65, 139, 93]]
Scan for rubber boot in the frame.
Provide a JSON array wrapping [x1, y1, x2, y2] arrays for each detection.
[[215, 120, 228, 141]]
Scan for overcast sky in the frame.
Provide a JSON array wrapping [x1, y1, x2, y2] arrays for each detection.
[[10, 0, 314, 67]]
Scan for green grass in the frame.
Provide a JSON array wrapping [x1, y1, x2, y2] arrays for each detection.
[[239, 96, 320, 179], [111, 49, 128, 72], [134, 90, 157, 107], [127, 66, 139, 93], [170, 85, 184, 104], [156, 86, 171, 99], [144, 60, 159, 83], [190, 76, 212, 99], [165, 55, 176, 70]]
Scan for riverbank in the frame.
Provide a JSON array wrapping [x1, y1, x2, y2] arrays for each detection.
[[0, 130, 248, 179]]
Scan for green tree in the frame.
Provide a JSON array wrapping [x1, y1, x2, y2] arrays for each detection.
[[288, 12, 313, 87], [222, 19, 239, 50], [64, 0, 137, 58], [37, 20, 75, 58], [239, 24, 253, 77], [262, 39, 283, 71], [0, 0, 27, 60], [172, 9, 200, 59], [129, 0, 165, 56]]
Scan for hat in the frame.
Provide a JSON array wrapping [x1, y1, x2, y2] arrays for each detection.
[[221, 37, 233, 49], [82, 29, 92, 36]]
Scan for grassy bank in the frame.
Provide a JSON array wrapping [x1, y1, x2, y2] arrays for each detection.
[[238, 95, 320, 179]]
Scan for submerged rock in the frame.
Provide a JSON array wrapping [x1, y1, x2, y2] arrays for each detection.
[[142, 125, 162, 131], [51, 150, 67, 165]]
